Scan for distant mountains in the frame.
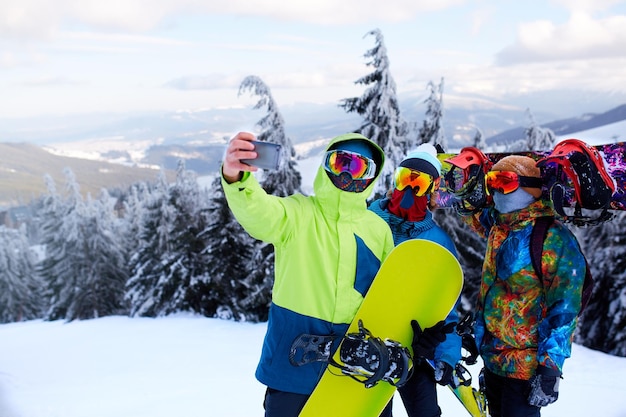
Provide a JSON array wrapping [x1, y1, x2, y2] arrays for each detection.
[[0, 143, 172, 208], [486, 104, 626, 146], [2, 100, 625, 208]]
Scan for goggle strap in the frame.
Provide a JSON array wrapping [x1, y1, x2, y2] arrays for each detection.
[[518, 176, 543, 189]]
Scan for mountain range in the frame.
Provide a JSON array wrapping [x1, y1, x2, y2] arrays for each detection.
[[1, 100, 625, 208]]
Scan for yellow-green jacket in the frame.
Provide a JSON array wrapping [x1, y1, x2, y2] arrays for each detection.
[[221, 133, 394, 394]]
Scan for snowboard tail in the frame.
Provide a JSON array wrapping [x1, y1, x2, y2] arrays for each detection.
[[298, 239, 464, 417]]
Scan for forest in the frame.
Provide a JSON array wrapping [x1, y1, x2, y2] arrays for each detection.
[[0, 29, 624, 358]]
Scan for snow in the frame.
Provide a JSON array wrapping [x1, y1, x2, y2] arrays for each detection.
[[0, 315, 625, 417], [558, 120, 626, 146]]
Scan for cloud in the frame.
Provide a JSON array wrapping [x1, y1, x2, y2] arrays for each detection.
[[20, 76, 87, 87], [0, 0, 466, 40], [444, 57, 626, 98], [164, 75, 242, 90], [496, 10, 626, 64], [164, 69, 353, 92]]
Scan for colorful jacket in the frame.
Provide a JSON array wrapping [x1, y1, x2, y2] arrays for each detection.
[[221, 134, 394, 394], [369, 199, 462, 367], [466, 200, 585, 379]]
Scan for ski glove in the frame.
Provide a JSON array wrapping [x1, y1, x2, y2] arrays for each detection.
[[433, 360, 455, 387], [410, 320, 456, 361], [528, 366, 561, 407]]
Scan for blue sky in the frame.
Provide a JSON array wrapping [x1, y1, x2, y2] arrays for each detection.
[[1, 0, 626, 119]]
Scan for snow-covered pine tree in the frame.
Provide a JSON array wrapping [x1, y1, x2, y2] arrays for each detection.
[[576, 211, 626, 356], [40, 168, 128, 320], [70, 190, 129, 318], [238, 75, 303, 197], [160, 161, 213, 315], [506, 108, 557, 152], [120, 183, 148, 261], [0, 225, 43, 322], [472, 127, 487, 149], [126, 171, 177, 317], [524, 108, 556, 151], [340, 28, 408, 199], [202, 176, 256, 320], [416, 78, 447, 150], [40, 169, 89, 321]]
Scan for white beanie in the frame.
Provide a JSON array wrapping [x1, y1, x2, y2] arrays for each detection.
[[399, 144, 442, 178]]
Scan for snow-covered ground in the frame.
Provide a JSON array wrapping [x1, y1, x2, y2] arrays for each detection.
[[0, 315, 624, 417]]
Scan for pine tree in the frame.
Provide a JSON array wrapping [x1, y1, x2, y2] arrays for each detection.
[[576, 211, 626, 356], [0, 225, 43, 322], [84, 190, 129, 317], [40, 169, 89, 321], [506, 108, 557, 152], [162, 161, 213, 315], [524, 108, 556, 151], [340, 28, 408, 199], [416, 78, 447, 150], [39, 169, 128, 321], [126, 164, 214, 317], [472, 127, 487, 149], [126, 171, 177, 317], [238, 75, 302, 196], [202, 176, 256, 320]]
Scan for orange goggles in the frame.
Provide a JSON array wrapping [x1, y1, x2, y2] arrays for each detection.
[[323, 150, 377, 180], [485, 171, 542, 195], [394, 166, 440, 196]]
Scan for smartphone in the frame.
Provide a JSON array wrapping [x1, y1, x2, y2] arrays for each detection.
[[241, 141, 282, 170]]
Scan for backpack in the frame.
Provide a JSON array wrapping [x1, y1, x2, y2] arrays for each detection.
[[537, 138, 616, 225], [530, 216, 594, 316]]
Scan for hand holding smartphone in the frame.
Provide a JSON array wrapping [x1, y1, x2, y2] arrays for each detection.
[[241, 141, 282, 170]]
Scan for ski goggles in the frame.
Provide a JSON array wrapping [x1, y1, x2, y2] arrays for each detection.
[[323, 150, 377, 180], [394, 166, 440, 196], [485, 171, 542, 195]]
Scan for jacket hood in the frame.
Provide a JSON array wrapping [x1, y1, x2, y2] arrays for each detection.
[[313, 133, 385, 205]]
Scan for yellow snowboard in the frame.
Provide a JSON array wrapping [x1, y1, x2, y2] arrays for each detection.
[[299, 239, 463, 417]]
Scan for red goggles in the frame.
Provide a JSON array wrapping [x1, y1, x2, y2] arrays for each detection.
[[485, 171, 542, 195], [323, 150, 377, 180], [394, 166, 440, 196]]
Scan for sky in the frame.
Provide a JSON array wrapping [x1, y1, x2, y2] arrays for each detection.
[[1, 0, 626, 120], [0, 315, 625, 417]]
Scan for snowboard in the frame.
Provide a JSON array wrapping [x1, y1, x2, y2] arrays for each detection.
[[435, 141, 626, 212], [426, 359, 487, 417], [298, 239, 463, 417]]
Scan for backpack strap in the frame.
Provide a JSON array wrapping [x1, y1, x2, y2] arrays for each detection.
[[530, 215, 594, 316], [530, 216, 554, 282]]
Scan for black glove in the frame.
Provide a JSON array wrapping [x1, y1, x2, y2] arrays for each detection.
[[433, 360, 454, 386], [411, 320, 456, 361], [528, 366, 561, 407]]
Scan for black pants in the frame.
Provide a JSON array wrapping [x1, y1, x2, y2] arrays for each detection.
[[380, 361, 441, 417], [263, 388, 309, 417], [483, 368, 541, 417]]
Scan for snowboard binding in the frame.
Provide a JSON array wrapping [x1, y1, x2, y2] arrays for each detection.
[[538, 138, 616, 226], [330, 320, 412, 388]]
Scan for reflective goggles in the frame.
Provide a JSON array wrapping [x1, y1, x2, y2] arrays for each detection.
[[394, 166, 440, 196], [485, 171, 542, 195], [323, 150, 377, 180]]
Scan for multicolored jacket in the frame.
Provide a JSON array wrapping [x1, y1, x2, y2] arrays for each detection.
[[369, 199, 462, 367], [221, 134, 394, 394], [465, 200, 585, 379]]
